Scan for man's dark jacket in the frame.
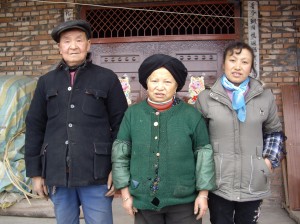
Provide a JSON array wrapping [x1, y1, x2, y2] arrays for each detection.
[[25, 59, 128, 187]]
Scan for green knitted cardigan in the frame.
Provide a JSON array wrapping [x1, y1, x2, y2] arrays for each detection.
[[112, 100, 216, 210]]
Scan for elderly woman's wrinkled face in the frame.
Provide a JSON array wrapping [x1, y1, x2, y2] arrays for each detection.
[[146, 67, 178, 103]]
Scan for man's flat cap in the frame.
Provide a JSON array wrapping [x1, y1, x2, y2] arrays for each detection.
[[51, 20, 92, 43]]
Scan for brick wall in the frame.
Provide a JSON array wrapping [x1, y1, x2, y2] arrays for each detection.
[[0, 0, 299, 206], [0, 0, 73, 76], [242, 0, 300, 206]]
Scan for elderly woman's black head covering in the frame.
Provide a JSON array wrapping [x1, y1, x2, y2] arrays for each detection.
[[138, 54, 188, 92]]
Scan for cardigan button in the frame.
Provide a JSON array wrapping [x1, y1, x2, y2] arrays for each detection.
[[156, 153, 160, 157], [68, 123, 73, 128], [67, 86, 72, 91], [154, 136, 158, 140], [65, 140, 69, 145], [154, 122, 158, 126], [70, 104, 75, 109], [155, 112, 160, 115]]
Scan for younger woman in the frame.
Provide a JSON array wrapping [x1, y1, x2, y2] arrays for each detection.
[[195, 42, 285, 224]]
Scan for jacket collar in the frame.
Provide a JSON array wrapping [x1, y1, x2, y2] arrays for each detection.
[[209, 76, 264, 106], [141, 98, 183, 115], [56, 52, 92, 71]]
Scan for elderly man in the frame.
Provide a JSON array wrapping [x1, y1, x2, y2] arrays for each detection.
[[25, 20, 128, 224]]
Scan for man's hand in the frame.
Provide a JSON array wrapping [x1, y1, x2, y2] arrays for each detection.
[[105, 171, 115, 197], [32, 176, 48, 199]]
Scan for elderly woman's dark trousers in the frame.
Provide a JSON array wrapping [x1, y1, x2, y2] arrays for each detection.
[[134, 202, 202, 224], [208, 193, 262, 224]]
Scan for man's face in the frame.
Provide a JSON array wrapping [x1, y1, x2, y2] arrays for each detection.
[[58, 29, 91, 67]]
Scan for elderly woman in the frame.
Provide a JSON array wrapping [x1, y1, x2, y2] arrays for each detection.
[[112, 54, 216, 224]]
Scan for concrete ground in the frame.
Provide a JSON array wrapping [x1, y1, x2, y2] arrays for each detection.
[[0, 197, 299, 224]]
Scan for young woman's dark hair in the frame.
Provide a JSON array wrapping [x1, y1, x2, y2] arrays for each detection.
[[223, 41, 257, 75]]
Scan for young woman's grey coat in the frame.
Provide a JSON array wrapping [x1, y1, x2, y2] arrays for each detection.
[[195, 77, 282, 202]]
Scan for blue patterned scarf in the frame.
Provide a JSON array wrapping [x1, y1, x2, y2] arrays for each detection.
[[221, 75, 250, 122]]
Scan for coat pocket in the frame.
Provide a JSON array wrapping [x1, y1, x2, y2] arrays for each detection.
[[214, 153, 223, 189], [93, 142, 112, 180], [40, 143, 48, 178], [82, 89, 107, 117], [173, 179, 196, 198], [212, 142, 222, 188], [46, 89, 59, 118], [249, 154, 271, 194], [129, 178, 146, 195]]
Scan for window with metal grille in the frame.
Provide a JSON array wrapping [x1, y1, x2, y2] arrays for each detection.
[[81, 2, 240, 43]]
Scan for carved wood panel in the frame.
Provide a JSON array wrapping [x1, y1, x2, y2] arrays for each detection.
[[91, 40, 232, 104]]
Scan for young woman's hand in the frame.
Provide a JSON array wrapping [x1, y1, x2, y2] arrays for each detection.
[[264, 158, 274, 173]]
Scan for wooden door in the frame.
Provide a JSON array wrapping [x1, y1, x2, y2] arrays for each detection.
[[282, 85, 300, 211], [91, 40, 231, 104]]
